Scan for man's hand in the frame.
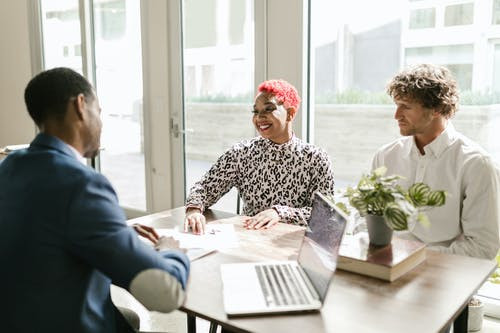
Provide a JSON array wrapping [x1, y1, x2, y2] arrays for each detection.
[[132, 223, 159, 244], [184, 208, 206, 235], [243, 209, 280, 230], [155, 236, 187, 253]]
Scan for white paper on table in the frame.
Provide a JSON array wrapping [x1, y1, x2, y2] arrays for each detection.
[[156, 224, 239, 250], [185, 248, 216, 261]]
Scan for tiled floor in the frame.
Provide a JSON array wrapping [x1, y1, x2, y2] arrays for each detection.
[[112, 285, 500, 333]]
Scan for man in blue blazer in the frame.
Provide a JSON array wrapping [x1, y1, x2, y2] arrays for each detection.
[[0, 68, 190, 332]]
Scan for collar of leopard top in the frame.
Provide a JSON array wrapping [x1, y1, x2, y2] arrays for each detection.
[[262, 133, 297, 151]]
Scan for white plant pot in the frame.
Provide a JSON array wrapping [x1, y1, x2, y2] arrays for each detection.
[[468, 302, 484, 332]]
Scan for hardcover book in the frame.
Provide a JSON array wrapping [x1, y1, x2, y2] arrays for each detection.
[[338, 232, 426, 282]]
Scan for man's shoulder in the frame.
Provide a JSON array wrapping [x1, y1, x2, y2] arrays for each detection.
[[452, 130, 489, 156], [47, 149, 101, 179], [451, 131, 499, 169], [375, 136, 410, 156], [20, 147, 108, 187]]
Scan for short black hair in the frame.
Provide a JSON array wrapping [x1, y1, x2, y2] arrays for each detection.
[[24, 67, 94, 125]]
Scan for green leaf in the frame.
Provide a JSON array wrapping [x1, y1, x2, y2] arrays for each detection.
[[408, 183, 431, 206], [335, 202, 350, 216], [384, 204, 408, 231], [417, 213, 430, 228], [373, 166, 387, 178], [350, 196, 368, 216], [426, 191, 446, 206]]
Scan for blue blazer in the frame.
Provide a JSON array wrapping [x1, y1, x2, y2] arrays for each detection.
[[0, 133, 189, 333]]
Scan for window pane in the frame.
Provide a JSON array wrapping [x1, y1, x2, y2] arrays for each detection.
[[405, 44, 473, 90], [310, 0, 500, 190], [493, 0, 500, 24], [93, 0, 146, 210], [492, 44, 500, 92], [444, 3, 474, 27], [409, 8, 435, 29], [184, 0, 217, 48], [229, 0, 246, 44], [183, 0, 254, 212], [40, 0, 82, 71], [311, 0, 402, 187]]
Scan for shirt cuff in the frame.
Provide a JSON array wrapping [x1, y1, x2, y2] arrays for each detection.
[[185, 204, 204, 213], [271, 205, 286, 220]]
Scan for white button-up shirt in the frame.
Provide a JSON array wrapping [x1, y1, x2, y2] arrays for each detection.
[[372, 123, 500, 259]]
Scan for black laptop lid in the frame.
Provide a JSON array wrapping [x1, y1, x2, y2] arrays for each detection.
[[297, 192, 348, 301]]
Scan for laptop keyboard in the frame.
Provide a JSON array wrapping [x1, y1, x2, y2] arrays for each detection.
[[255, 264, 312, 307]]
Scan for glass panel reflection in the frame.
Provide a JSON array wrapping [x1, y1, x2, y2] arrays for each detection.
[[93, 0, 146, 210]]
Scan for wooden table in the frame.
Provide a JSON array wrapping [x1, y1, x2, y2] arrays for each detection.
[[129, 208, 496, 333]]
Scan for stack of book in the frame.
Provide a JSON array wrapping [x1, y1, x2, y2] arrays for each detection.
[[338, 232, 426, 282]]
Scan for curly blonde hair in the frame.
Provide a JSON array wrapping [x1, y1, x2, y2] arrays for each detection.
[[387, 64, 459, 118]]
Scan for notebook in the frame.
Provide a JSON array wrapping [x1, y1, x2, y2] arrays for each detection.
[[220, 192, 348, 316]]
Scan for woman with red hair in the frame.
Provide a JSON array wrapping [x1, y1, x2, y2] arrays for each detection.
[[184, 79, 335, 234]]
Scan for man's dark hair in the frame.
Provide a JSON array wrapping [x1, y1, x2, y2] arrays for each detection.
[[387, 64, 459, 119], [24, 67, 94, 126]]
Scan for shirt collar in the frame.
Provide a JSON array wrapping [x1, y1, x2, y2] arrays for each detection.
[[423, 122, 456, 158], [263, 133, 297, 150], [401, 137, 414, 157], [65, 142, 87, 165], [404, 122, 456, 158]]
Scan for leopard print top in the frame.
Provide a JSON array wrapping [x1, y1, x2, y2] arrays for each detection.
[[186, 136, 335, 225]]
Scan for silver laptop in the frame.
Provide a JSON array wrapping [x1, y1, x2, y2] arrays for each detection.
[[220, 192, 348, 316]]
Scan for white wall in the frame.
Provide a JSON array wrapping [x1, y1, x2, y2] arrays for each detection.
[[0, 0, 36, 147]]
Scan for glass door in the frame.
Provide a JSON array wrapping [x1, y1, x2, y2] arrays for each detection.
[[38, 0, 148, 214], [181, 0, 256, 212], [40, 0, 83, 72], [92, 0, 147, 212]]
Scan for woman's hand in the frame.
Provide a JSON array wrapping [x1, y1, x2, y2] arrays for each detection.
[[184, 208, 206, 235], [243, 209, 280, 230], [132, 223, 160, 244]]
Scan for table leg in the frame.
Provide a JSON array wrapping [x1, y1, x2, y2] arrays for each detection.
[[453, 305, 468, 333], [209, 322, 218, 333], [187, 314, 196, 333]]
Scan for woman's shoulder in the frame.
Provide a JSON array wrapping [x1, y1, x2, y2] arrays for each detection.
[[231, 136, 266, 151], [292, 138, 329, 157]]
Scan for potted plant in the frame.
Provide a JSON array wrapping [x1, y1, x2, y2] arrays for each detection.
[[343, 166, 446, 246]]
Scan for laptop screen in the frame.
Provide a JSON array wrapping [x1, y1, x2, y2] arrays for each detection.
[[297, 192, 347, 301]]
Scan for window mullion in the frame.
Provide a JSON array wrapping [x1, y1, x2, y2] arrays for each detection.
[[28, 0, 44, 75], [79, 0, 100, 171], [79, 0, 96, 86]]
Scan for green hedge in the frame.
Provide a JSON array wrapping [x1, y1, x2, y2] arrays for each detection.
[[185, 89, 500, 105]]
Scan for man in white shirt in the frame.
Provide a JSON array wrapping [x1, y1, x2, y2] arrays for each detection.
[[372, 64, 500, 259]]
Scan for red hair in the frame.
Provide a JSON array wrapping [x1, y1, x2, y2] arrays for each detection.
[[257, 79, 301, 110]]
